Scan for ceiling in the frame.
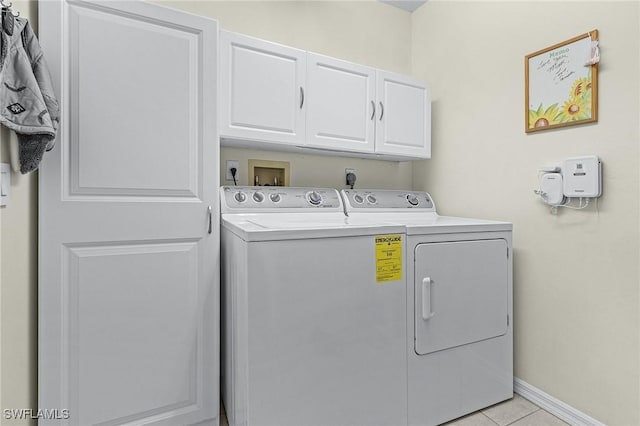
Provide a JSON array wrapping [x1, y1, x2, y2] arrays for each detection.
[[379, 0, 428, 13]]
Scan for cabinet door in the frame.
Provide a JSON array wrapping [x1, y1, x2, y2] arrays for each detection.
[[375, 71, 431, 158], [220, 31, 306, 146], [414, 240, 508, 356], [306, 53, 376, 153]]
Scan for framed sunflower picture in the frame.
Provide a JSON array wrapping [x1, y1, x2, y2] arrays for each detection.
[[525, 30, 598, 133]]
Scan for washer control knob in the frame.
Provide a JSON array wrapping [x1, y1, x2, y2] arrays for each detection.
[[252, 191, 265, 203], [234, 192, 247, 203], [353, 194, 364, 204], [366, 194, 377, 204], [307, 191, 322, 205], [407, 194, 419, 206], [269, 193, 281, 203]]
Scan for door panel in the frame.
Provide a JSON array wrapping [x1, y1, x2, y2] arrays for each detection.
[[414, 239, 508, 355], [39, 1, 219, 425], [220, 31, 306, 145], [68, 242, 199, 424], [70, 5, 199, 197], [306, 53, 375, 152], [376, 71, 431, 158]]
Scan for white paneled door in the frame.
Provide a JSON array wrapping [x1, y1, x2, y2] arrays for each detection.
[[38, 1, 219, 425]]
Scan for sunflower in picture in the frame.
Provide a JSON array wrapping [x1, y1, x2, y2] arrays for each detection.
[[570, 77, 591, 98], [558, 71, 593, 122], [529, 103, 560, 129], [556, 95, 589, 122], [579, 88, 592, 116]]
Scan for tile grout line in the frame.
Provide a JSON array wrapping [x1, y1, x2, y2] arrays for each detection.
[[504, 407, 541, 426], [481, 412, 501, 426]]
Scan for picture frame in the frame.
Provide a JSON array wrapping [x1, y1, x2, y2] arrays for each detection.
[[525, 30, 598, 133]]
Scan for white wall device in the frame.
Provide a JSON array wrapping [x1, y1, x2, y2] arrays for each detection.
[[536, 155, 602, 211], [562, 156, 602, 197], [539, 173, 564, 206]]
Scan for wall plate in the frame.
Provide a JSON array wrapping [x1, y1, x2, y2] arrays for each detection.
[[0, 163, 11, 206], [226, 160, 239, 181]]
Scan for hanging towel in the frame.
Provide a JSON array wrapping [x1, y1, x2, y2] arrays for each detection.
[[0, 15, 59, 174]]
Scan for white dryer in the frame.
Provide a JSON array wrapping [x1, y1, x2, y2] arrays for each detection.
[[220, 186, 408, 426], [342, 189, 513, 426]]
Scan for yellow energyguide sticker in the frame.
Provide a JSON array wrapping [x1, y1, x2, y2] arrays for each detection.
[[375, 234, 403, 283]]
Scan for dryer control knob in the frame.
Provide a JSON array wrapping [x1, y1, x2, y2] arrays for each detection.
[[366, 194, 377, 204], [407, 194, 419, 206], [353, 194, 364, 204], [307, 191, 322, 205], [253, 191, 265, 203], [234, 192, 247, 203], [269, 193, 281, 203]]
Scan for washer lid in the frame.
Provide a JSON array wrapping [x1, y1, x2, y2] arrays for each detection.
[[222, 213, 405, 242]]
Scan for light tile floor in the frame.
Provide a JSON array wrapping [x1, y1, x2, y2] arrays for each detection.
[[219, 394, 568, 426], [446, 394, 568, 426]]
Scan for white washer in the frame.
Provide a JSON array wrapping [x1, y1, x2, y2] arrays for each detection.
[[342, 189, 513, 426], [220, 186, 408, 426]]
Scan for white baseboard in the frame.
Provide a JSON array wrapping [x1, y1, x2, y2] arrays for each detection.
[[514, 378, 605, 426]]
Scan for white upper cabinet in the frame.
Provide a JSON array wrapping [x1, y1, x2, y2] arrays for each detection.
[[219, 31, 431, 160], [375, 71, 431, 159], [220, 31, 306, 146], [306, 53, 376, 154]]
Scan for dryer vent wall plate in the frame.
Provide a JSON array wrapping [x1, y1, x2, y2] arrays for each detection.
[[562, 156, 601, 198], [540, 173, 564, 205]]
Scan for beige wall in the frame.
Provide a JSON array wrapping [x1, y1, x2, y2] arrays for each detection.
[[0, 0, 39, 424], [159, 0, 414, 190], [411, 1, 639, 424]]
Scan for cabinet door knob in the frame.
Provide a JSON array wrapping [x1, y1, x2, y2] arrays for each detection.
[[300, 86, 304, 109], [379, 101, 384, 121], [370, 100, 376, 120]]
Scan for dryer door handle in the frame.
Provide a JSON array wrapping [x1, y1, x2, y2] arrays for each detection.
[[421, 277, 435, 320]]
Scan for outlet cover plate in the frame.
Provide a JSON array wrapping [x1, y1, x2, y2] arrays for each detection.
[[226, 160, 239, 181]]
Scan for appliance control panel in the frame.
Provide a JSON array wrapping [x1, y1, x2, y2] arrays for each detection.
[[342, 189, 435, 211], [221, 186, 343, 212]]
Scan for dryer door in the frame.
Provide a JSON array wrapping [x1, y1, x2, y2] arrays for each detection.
[[414, 239, 508, 355]]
